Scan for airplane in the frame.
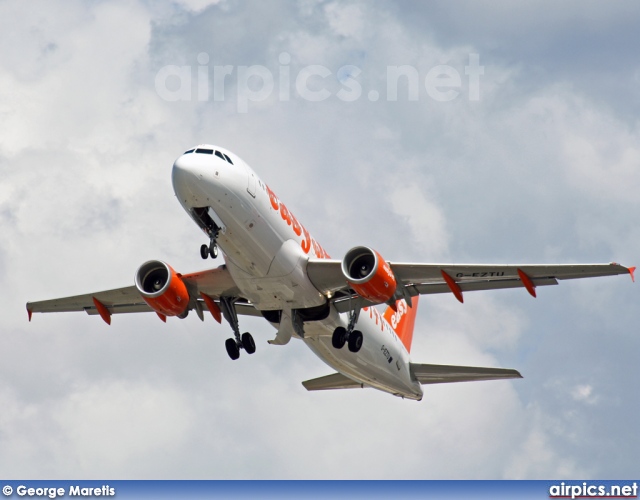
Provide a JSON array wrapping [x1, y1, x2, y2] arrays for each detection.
[[26, 145, 636, 401]]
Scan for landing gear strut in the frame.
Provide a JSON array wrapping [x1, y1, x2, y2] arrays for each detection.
[[219, 297, 255, 360]]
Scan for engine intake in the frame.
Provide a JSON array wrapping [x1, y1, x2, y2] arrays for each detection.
[[341, 246, 397, 304], [135, 260, 190, 317]]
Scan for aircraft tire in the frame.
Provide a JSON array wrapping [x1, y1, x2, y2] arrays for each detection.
[[241, 332, 256, 354], [209, 243, 218, 259], [200, 244, 209, 259], [348, 330, 363, 353], [225, 338, 240, 360], [332, 327, 347, 349]]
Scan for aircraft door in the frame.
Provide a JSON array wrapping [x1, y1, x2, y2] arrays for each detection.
[[247, 172, 256, 197]]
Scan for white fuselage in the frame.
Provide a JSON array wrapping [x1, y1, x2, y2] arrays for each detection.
[[172, 145, 423, 400]]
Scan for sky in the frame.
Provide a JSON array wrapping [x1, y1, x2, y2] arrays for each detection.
[[1, 0, 639, 479]]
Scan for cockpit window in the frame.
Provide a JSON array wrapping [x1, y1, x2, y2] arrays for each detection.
[[222, 153, 233, 164], [184, 149, 195, 154], [195, 148, 214, 154], [215, 150, 226, 161]]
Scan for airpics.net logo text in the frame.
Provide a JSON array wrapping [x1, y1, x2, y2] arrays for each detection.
[[154, 52, 484, 112], [549, 481, 638, 499]]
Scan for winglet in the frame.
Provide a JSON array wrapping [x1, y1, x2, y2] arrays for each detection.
[[92, 297, 111, 325], [441, 270, 464, 303], [156, 312, 167, 323], [517, 268, 537, 298], [200, 293, 222, 323], [27, 308, 32, 322], [629, 266, 636, 283]]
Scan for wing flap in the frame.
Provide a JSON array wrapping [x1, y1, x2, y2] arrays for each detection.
[[410, 363, 522, 385], [302, 372, 364, 391]]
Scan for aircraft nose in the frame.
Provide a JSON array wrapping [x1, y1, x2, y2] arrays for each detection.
[[172, 154, 195, 182], [172, 154, 202, 203]]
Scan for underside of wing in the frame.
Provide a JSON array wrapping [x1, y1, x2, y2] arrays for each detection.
[[306, 259, 634, 312], [26, 264, 260, 320], [27, 286, 150, 315], [302, 372, 365, 391], [410, 363, 522, 384]]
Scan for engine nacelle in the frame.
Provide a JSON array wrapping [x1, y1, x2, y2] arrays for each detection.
[[341, 246, 397, 303], [135, 260, 190, 317]]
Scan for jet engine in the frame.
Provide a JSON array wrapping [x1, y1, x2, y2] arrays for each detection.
[[341, 246, 397, 303], [135, 260, 190, 317]]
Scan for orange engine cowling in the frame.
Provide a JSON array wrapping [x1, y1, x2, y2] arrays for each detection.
[[341, 246, 397, 303], [135, 260, 190, 317]]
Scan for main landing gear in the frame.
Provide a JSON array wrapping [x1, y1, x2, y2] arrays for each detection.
[[200, 240, 218, 259], [332, 327, 363, 353], [331, 297, 364, 353], [219, 297, 255, 360]]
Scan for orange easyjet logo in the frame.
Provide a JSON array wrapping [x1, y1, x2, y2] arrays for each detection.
[[389, 299, 408, 329], [266, 184, 330, 259]]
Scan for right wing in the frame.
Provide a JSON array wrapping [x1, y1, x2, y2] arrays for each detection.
[[26, 265, 261, 320]]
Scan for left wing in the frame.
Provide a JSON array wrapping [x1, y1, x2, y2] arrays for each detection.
[[410, 363, 522, 384], [26, 265, 261, 320], [307, 260, 635, 310], [302, 372, 364, 391]]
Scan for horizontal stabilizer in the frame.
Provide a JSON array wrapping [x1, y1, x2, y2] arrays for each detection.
[[302, 373, 364, 391], [411, 363, 522, 385]]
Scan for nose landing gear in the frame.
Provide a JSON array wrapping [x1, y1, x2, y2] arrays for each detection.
[[200, 240, 218, 259]]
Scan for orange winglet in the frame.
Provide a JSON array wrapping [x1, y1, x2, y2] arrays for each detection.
[[441, 270, 464, 304], [92, 297, 111, 325], [200, 293, 222, 323], [629, 266, 636, 283], [517, 268, 537, 298], [27, 308, 32, 322], [156, 312, 167, 323]]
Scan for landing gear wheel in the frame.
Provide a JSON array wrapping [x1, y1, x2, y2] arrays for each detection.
[[209, 242, 218, 259], [200, 244, 209, 259], [241, 332, 256, 354], [348, 330, 363, 353], [332, 327, 347, 349], [225, 338, 240, 360]]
